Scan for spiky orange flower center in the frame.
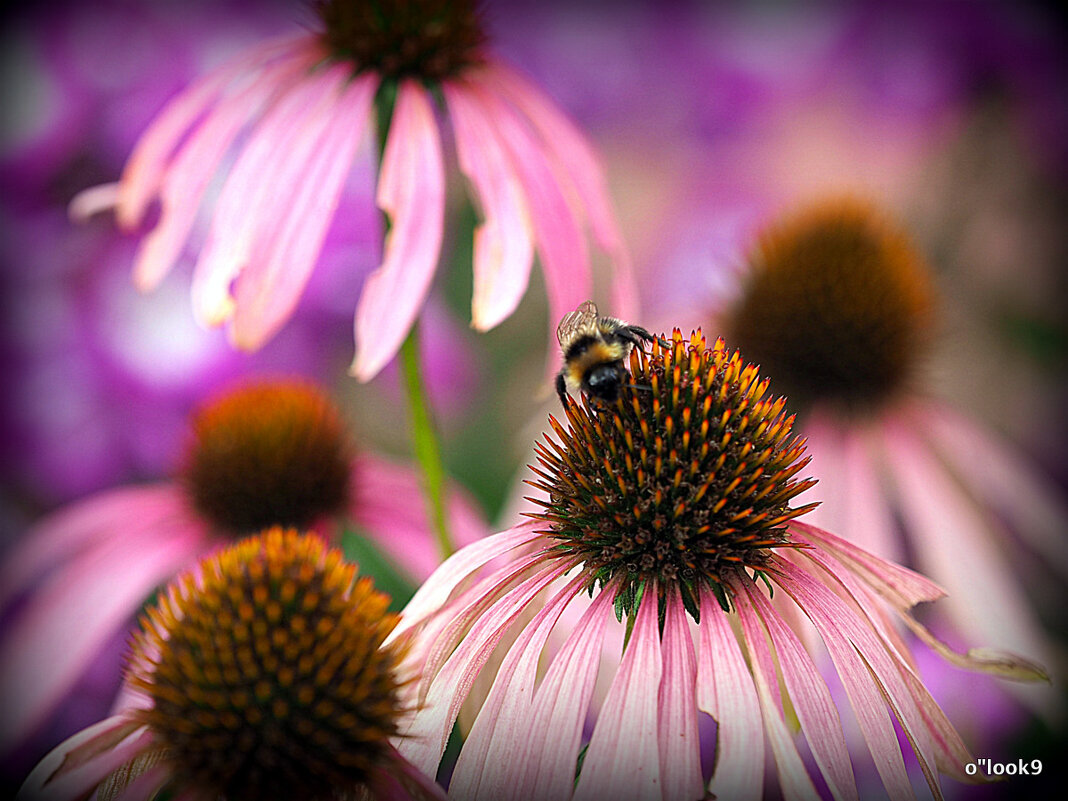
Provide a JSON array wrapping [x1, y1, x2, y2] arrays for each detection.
[[183, 381, 352, 536], [727, 197, 935, 411], [317, 0, 487, 81], [128, 528, 404, 801], [529, 330, 816, 619]]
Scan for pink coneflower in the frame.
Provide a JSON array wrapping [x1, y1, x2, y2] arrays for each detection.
[[71, 0, 634, 381], [388, 331, 1044, 800], [721, 196, 1068, 713], [0, 379, 486, 757], [18, 527, 445, 801]]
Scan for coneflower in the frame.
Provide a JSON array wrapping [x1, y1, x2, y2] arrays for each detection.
[[389, 330, 1045, 801]]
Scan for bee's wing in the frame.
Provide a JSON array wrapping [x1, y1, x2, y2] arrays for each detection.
[[556, 300, 600, 346]]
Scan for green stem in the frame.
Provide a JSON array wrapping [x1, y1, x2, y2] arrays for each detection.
[[372, 79, 455, 560], [401, 328, 454, 559]]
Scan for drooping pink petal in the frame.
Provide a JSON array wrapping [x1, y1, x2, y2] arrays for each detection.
[[450, 574, 584, 800], [395, 561, 570, 777], [372, 746, 448, 801], [914, 402, 1068, 574], [131, 49, 318, 293], [657, 591, 703, 801], [740, 577, 859, 801], [116, 33, 312, 230], [772, 556, 939, 801], [0, 515, 209, 752], [190, 62, 352, 331], [17, 717, 152, 801], [350, 80, 445, 381], [517, 585, 615, 801], [390, 521, 544, 643], [443, 81, 534, 331], [479, 62, 638, 321], [697, 592, 763, 800], [347, 454, 487, 581], [573, 585, 662, 801], [880, 424, 1054, 674], [731, 580, 822, 801], [461, 80, 591, 379], [0, 483, 184, 611], [230, 73, 377, 349]]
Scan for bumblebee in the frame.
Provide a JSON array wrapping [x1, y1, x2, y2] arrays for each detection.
[[555, 300, 658, 407]]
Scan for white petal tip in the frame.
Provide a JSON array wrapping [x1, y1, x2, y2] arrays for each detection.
[[68, 183, 121, 224]]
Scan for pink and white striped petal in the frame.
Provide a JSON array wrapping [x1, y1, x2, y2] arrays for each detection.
[[132, 49, 317, 293], [351, 80, 445, 381], [190, 63, 352, 330], [449, 574, 584, 800], [573, 586, 662, 801], [697, 592, 764, 800], [230, 73, 376, 349], [517, 586, 615, 801], [0, 514, 208, 752], [741, 577, 859, 801], [443, 81, 534, 331], [657, 592, 703, 801]]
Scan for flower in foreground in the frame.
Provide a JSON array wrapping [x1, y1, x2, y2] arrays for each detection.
[[71, 0, 634, 381], [723, 196, 1068, 713], [389, 331, 1045, 801], [0, 379, 486, 756], [17, 527, 445, 801]]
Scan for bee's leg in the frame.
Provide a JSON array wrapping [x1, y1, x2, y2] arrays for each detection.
[[555, 372, 569, 408], [621, 326, 670, 352]]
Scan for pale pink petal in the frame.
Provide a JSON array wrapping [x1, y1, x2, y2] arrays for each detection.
[[395, 561, 569, 777], [132, 49, 318, 293], [116, 33, 312, 229], [697, 592, 763, 800], [731, 580, 822, 801], [0, 483, 184, 611], [450, 574, 585, 800], [17, 717, 152, 801], [460, 81, 591, 379], [190, 63, 351, 330], [478, 62, 637, 320], [0, 517, 208, 752], [68, 183, 120, 222], [914, 402, 1068, 574], [351, 80, 445, 381], [795, 410, 848, 534], [390, 520, 543, 643], [771, 556, 934, 801], [347, 454, 487, 581], [880, 424, 1054, 673], [573, 586, 662, 801], [442, 82, 534, 331], [657, 592, 703, 801], [230, 73, 377, 349], [518, 586, 615, 801], [741, 578, 859, 801]]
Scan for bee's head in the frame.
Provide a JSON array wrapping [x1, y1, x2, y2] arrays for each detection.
[[585, 363, 623, 402]]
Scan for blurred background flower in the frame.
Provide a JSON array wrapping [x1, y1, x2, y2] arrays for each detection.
[[2, 0, 1066, 798]]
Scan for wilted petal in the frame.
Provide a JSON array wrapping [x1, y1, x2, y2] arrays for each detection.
[[443, 81, 534, 331], [351, 80, 445, 381]]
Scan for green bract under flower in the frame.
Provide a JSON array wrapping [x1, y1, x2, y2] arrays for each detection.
[[528, 330, 817, 620], [183, 381, 353, 535], [317, 0, 487, 81], [127, 528, 404, 801], [727, 197, 936, 412]]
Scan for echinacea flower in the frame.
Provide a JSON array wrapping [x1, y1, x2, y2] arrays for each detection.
[[0, 379, 486, 758], [71, 0, 634, 381], [721, 196, 1068, 714], [388, 331, 1044, 801], [17, 527, 445, 801]]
